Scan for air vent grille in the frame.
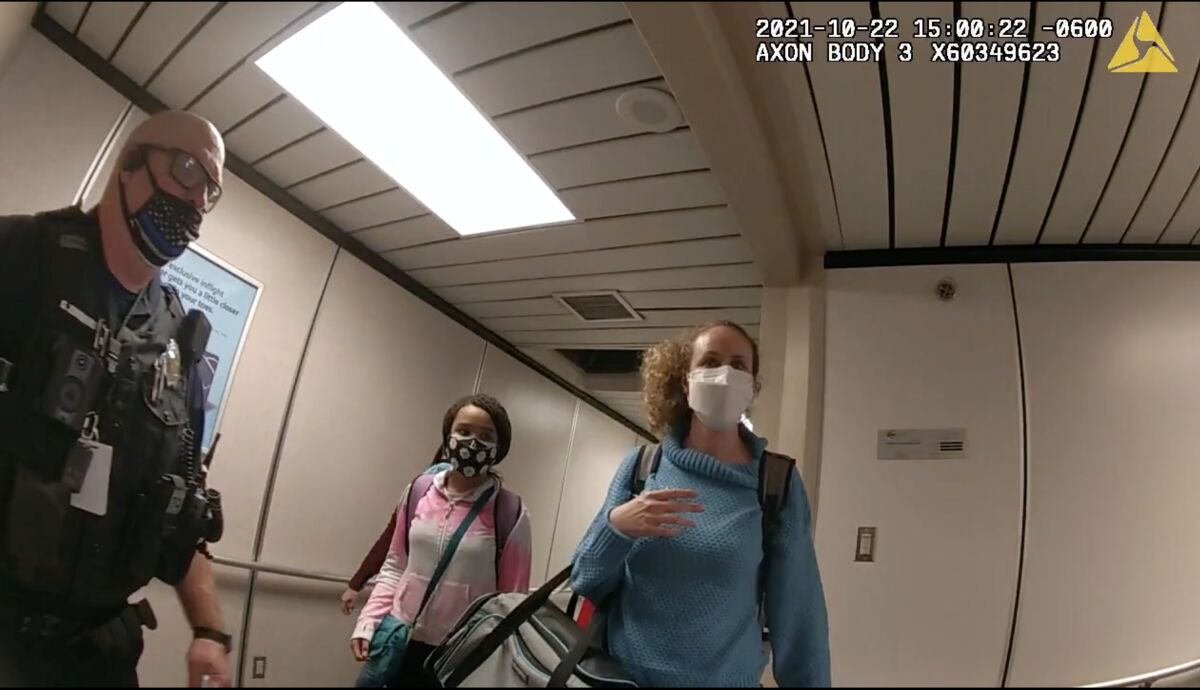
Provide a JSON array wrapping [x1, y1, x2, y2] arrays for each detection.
[[553, 291, 643, 323]]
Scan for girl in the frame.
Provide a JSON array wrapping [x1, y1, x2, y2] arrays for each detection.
[[570, 321, 831, 687], [351, 394, 532, 687]]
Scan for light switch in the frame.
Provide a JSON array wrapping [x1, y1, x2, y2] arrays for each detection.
[[253, 656, 267, 679], [855, 527, 876, 562]]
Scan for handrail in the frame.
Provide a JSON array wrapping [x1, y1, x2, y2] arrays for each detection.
[[1082, 657, 1200, 688], [211, 556, 349, 585], [212, 555, 570, 594]]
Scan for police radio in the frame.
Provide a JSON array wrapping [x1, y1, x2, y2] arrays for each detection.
[[177, 310, 211, 370]]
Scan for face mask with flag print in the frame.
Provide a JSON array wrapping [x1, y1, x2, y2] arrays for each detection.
[[446, 432, 498, 478]]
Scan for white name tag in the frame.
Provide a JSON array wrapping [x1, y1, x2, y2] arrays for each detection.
[[70, 440, 112, 516]]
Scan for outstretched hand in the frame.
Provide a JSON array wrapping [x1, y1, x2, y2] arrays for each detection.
[[609, 489, 704, 539]]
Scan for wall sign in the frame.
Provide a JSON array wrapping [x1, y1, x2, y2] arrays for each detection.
[[161, 244, 262, 453], [877, 428, 967, 460]]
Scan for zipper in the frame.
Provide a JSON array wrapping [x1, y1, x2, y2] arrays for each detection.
[[420, 483, 467, 633]]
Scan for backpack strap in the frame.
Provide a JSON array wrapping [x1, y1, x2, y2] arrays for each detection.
[[759, 451, 794, 546], [492, 486, 522, 573], [757, 451, 795, 623], [629, 443, 662, 496], [402, 473, 438, 558]]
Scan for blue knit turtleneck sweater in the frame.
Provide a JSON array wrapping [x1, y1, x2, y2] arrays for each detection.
[[570, 427, 831, 687]]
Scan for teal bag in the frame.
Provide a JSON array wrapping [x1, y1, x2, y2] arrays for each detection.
[[363, 485, 495, 685]]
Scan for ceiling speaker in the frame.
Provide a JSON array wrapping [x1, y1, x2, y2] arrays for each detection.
[[615, 87, 684, 134]]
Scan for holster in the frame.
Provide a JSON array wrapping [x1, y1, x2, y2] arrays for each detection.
[[14, 599, 156, 659], [79, 599, 157, 658]]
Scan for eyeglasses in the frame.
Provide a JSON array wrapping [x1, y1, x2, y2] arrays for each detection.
[[141, 145, 223, 212]]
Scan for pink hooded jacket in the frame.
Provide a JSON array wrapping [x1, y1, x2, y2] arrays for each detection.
[[352, 470, 532, 645]]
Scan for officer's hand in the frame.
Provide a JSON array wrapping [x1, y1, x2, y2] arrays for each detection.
[[341, 587, 359, 615], [608, 489, 703, 539], [351, 638, 370, 662], [187, 638, 230, 687]]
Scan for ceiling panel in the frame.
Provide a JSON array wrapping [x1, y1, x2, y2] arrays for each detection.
[[409, 1, 629, 74], [361, 214, 457, 252], [1040, 3, 1161, 243], [46, 2, 87, 34], [254, 128, 361, 187], [560, 172, 722, 220], [1158, 176, 1200, 243], [1084, 3, 1200, 243], [461, 298, 568, 319], [435, 263, 762, 304], [389, 206, 739, 269], [190, 62, 285, 132], [881, 1, 953, 248], [77, 2, 144, 60], [992, 3, 1098, 245], [532, 129, 708, 189], [111, 2, 218, 86], [596, 393, 644, 407], [37, 0, 750, 435], [409, 237, 751, 288], [224, 96, 324, 163], [380, 1, 459, 27], [1125, 85, 1200, 243], [455, 22, 660, 116], [322, 188, 424, 230], [596, 391, 642, 405], [481, 307, 761, 333], [459, 287, 763, 318], [288, 159, 393, 210], [795, 1, 888, 249], [504, 325, 760, 348], [624, 287, 762, 310], [943, 2, 1029, 246], [146, 2, 315, 104], [754, 0, 841, 252], [494, 78, 670, 155], [603, 399, 646, 415]]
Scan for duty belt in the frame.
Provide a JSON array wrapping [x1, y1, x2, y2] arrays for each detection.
[[11, 599, 157, 656]]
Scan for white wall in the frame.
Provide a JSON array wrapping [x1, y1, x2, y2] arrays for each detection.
[[0, 31, 646, 688], [475, 346, 580, 586], [815, 261, 1200, 687], [547, 403, 640, 577], [755, 271, 827, 504], [0, 2, 33, 80], [816, 265, 1024, 687], [0, 31, 126, 213], [257, 250, 486, 575], [1007, 263, 1200, 686]]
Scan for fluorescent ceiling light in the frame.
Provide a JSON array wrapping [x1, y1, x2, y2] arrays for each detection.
[[256, 2, 575, 236]]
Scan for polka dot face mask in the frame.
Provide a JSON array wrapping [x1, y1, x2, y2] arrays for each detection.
[[446, 432, 498, 478]]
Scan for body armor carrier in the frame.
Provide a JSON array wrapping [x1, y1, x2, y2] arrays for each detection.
[[0, 212, 223, 611]]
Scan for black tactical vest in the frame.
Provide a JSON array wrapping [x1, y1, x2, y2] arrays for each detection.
[[0, 209, 218, 612]]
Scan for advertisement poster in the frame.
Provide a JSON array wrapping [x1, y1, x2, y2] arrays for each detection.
[[161, 245, 262, 452]]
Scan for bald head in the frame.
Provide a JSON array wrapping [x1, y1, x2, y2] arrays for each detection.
[[117, 110, 225, 189]]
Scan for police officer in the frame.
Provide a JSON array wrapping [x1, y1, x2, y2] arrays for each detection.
[[0, 110, 230, 686]]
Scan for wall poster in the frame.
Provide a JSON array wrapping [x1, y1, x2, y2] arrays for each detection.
[[161, 243, 262, 453]]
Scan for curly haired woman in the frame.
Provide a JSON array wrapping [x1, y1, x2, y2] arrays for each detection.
[[570, 321, 830, 687]]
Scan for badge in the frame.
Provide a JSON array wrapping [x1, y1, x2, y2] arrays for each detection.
[[164, 339, 183, 390]]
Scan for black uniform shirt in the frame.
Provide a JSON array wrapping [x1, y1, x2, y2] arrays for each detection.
[[0, 207, 206, 465]]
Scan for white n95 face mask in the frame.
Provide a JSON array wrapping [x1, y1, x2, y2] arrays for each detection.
[[687, 365, 755, 431]]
